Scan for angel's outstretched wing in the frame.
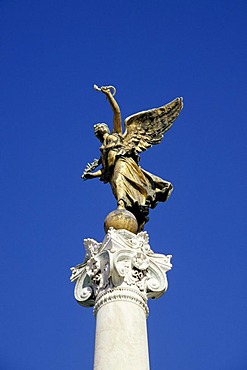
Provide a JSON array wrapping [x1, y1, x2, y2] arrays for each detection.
[[123, 97, 183, 153]]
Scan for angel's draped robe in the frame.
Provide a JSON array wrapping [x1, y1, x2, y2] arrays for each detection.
[[100, 133, 173, 229]]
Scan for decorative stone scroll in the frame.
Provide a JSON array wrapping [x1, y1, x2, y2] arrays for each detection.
[[70, 228, 172, 316]]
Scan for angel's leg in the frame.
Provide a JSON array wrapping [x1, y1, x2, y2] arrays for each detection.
[[114, 178, 126, 209], [117, 199, 125, 209]]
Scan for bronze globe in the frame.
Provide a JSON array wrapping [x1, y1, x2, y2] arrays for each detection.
[[104, 209, 138, 234]]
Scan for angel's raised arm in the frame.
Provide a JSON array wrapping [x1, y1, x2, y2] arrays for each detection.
[[94, 85, 122, 135]]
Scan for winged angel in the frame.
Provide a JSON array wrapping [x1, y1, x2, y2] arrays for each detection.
[[82, 85, 183, 230]]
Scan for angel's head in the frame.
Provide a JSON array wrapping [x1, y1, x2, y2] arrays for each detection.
[[94, 123, 110, 142]]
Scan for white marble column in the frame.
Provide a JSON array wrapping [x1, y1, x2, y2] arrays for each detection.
[[70, 228, 172, 370], [94, 291, 149, 370]]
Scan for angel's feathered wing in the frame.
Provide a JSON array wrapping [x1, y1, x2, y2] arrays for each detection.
[[123, 97, 183, 153]]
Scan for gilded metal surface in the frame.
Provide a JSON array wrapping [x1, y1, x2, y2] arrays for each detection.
[[82, 85, 183, 231], [104, 209, 138, 234]]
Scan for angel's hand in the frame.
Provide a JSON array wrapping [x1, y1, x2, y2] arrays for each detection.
[[81, 172, 94, 180], [81, 169, 102, 181], [101, 86, 111, 96]]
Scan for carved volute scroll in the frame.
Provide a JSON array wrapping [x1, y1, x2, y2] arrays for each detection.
[[70, 228, 172, 317]]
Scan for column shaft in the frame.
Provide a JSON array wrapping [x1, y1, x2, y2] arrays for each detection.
[[94, 300, 149, 370]]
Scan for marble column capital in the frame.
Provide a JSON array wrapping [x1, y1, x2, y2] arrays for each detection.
[[70, 228, 172, 316]]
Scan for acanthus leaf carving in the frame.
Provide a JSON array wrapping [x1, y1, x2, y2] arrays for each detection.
[[70, 228, 172, 313]]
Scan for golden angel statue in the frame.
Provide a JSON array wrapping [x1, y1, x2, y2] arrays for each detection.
[[82, 85, 183, 231]]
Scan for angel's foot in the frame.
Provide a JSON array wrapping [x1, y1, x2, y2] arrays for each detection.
[[117, 199, 126, 210]]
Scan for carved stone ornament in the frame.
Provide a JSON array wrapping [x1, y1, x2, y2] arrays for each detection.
[[70, 228, 172, 317]]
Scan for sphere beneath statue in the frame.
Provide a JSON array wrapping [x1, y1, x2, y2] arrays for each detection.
[[104, 209, 138, 234]]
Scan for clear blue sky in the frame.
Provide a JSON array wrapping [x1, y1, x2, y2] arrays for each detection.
[[0, 1, 246, 369]]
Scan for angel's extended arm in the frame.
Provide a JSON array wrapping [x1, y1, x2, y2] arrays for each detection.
[[106, 91, 122, 134], [95, 85, 122, 135], [82, 169, 102, 180], [81, 158, 102, 180]]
